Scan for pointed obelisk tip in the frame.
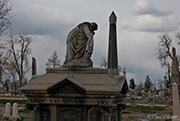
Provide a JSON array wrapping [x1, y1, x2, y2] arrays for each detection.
[[111, 11, 116, 16], [172, 47, 176, 57], [109, 11, 117, 23]]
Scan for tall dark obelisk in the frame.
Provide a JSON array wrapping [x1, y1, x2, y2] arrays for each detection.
[[32, 57, 37, 77], [108, 11, 118, 75]]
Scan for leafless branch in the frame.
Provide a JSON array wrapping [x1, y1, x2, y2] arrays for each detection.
[[157, 34, 172, 68], [0, 0, 11, 36], [5, 33, 32, 86]]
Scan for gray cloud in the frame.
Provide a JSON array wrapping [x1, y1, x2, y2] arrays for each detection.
[[122, 0, 178, 33], [9, 2, 76, 74], [11, 3, 76, 42], [118, 30, 164, 83], [29, 34, 66, 75], [133, 0, 172, 17]]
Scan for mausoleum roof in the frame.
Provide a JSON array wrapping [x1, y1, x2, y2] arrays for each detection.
[[20, 68, 128, 95]]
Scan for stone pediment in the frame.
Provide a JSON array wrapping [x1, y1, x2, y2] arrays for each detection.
[[47, 78, 86, 94]]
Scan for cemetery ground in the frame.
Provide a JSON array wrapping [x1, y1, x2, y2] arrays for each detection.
[[0, 95, 172, 121], [122, 97, 171, 121]]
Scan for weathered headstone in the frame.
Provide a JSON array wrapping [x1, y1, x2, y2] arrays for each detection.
[[172, 83, 180, 118], [2, 102, 11, 119], [10, 103, 21, 121], [129, 79, 136, 106], [129, 89, 136, 106], [149, 90, 155, 108]]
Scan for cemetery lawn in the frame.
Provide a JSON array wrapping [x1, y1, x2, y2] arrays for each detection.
[[123, 105, 166, 114], [0, 99, 26, 104], [154, 98, 167, 104], [125, 97, 168, 104], [122, 105, 171, 121]]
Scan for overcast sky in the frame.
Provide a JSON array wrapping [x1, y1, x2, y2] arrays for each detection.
[[10, 0, 180, 85]]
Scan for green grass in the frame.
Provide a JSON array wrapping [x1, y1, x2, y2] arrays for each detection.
[[18, 116, 31, 121], [123, 105, 165, 114], [19, 109, 30, 114], [1, 116, 28, 121], [124, 98, 131, 103], [154, 98, 167, 104], [0, 99, 26, 104], [124, 98, 146, 102], [165, 119, 172, 121], [125, 97, 167, 105]]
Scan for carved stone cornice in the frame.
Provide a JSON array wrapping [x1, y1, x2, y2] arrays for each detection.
[[26, 96, 124, 106]]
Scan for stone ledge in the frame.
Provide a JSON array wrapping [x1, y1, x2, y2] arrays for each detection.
[[46, 67, 108, 74]]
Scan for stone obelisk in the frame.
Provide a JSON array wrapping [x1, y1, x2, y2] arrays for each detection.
[[108, 11, 118, 75], [0, 65, 2, 83], [169, 47, 180, 105], [32, 57, 37, 77], [171, 47, 180, 85]]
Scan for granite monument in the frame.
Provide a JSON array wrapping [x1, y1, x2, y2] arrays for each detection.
[[20, 12, 128, 121]]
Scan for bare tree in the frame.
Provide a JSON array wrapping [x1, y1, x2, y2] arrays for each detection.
[[176, 32, 180, 43], [100, 57, 107, 68], [0, 0, 11, 37], [3, 79, 9, 92], [0, 48, 8, 82], [3, 55, 17, 87], [157, 79, 164, 89], [0, 0, 11, 90], [157, 34, 172, 67], [6, 33, 32, 86], [46, 51, 61, 69], [156, 33, 180, 83]]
